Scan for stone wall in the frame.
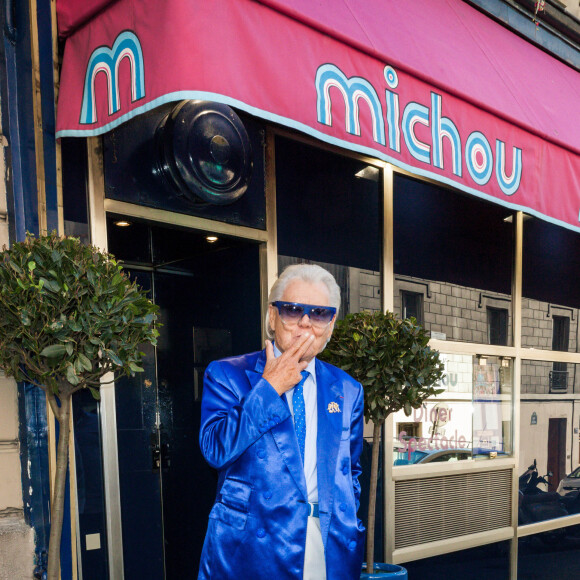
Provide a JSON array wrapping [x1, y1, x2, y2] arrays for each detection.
[[521, 360, 578, 394], [0, 99, 34, 579], [394, 275, 578, 394], [393, 276, 513, 345], [0, 373, 34, 578], [521, 299, 578, 351], [352, 269, 381, 313], [562, 0, 580, 19], [0, 512, 35, 580], [282, 261, 580, 396]]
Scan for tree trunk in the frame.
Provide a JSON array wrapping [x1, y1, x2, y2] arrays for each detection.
[[47, 393, 71, 580], [366, 421, 382, 574]]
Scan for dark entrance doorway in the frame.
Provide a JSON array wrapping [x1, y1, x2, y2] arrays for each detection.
[[107, 217, 262, 578], [547, 418, 567, 492]]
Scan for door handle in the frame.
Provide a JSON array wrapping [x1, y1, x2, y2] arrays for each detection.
[[151, 433, 161, 472]]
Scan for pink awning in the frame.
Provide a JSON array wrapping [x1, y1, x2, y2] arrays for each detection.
[[56, 0, 580, 233], [56, 0, 118, 38]]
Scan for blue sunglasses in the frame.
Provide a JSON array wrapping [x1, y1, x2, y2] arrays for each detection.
[[271, 301, 337, 328]]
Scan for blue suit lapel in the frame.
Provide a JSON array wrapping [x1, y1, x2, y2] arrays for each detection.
[[245, 350, 307, 499], [315, 359, 343, 546]]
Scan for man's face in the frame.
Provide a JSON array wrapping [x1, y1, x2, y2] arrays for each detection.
[[269, 279, 336, 363]]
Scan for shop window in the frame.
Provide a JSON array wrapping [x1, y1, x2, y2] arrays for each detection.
[[404, 541, 509, 579], [522, 360, 580, 395], [488, 307, 508, 346], [397, 422, 421, 438], [275, 135, 383, 559], [551, 316, 570, 392], [393, 354, 513, 465], [519, 533, 580, 577], [275, 136, 381, 317], [521, 359, 580, 526], [394, 173, 514, 344], [392, 174, 515, 466], [550, 364, 568, 392], [552, 315, 570, 352], [522, 219, 580, 351], [401, 291, 423, 325], [62, 138, 90, 244]]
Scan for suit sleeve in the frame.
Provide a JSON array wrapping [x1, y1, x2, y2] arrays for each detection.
[[350, 382, 365, 512], [199, 360, 291, 470]]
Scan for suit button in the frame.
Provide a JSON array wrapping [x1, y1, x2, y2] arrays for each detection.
[[256, 528, 266, 538], [342, 465, 349, 475], [257, 449, 266, 459], [272, 414, 280, 422], [263, 491, 272, 500], [348, 540, 357, 551], [258, 423, 266, 433], [339, 503, 347, 512], [268, 419, 276, 428]]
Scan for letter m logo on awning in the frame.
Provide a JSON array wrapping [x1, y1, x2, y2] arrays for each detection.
[[80, 30, 145, 125]]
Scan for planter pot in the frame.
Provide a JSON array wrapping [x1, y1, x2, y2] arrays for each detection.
[[361, 562, 408, 579]]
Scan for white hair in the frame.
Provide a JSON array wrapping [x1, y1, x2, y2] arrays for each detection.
[[265, 263, 341, 340]]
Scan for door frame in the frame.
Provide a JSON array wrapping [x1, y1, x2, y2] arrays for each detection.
[[85, 135, 274, 579], [547, 417, 567, 492]]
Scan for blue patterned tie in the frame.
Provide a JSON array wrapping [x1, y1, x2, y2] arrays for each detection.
[[293, 371, 309, 465]]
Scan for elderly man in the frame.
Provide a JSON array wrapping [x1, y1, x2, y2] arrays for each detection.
[[198, 264, 365, 579]]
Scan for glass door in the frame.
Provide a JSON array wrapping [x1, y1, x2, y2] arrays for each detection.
[[106, 218, 262, 578]]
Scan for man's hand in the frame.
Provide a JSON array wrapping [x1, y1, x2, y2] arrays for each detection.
[[262, 335, 315, 395]]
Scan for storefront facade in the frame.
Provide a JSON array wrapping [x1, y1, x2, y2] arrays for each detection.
[[4, 0, 580, 578]]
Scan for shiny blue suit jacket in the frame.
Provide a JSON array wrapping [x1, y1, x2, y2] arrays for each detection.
[[198, 349, 366, 579]]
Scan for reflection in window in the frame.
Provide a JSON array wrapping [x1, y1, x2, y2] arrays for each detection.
[[275, 135, 384, 560], [551, 316, 570, 392], [401, 290, 423, 325], [473, 357, 512, 456], [519, 532, 580, 576], [550, 363, 569, 393], [393, 173, 514, 344], [404, 541, 509, 579], [393, 355, 513, 465], [552, 316, 571, 352], [523, 218, 580, 351], [521, 360, 580, 395], [521, 360, 580, 521], [488, 307, 508, 346], [275, 136, 381, 318]]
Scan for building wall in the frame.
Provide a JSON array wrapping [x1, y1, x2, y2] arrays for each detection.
[[519, 400, 579, 479], [0, 99, 35, 579], [394, 277, 513, 344], [562, 0, 580, 19]]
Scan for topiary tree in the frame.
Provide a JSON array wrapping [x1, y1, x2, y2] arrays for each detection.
[[320, 310, 444, 576], [0, 233, 159, 580]]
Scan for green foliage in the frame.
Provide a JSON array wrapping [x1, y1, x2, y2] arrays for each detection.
[[320, 310, 444, 426], [0, 232, 159, 398]]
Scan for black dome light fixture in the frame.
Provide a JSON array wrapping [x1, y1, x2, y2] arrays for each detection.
[[156, 100, 253, 205]]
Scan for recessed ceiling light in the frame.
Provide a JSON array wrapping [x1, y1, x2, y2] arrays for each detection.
[[114, 220, 131, 227], [206, 236, 218, 243]]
